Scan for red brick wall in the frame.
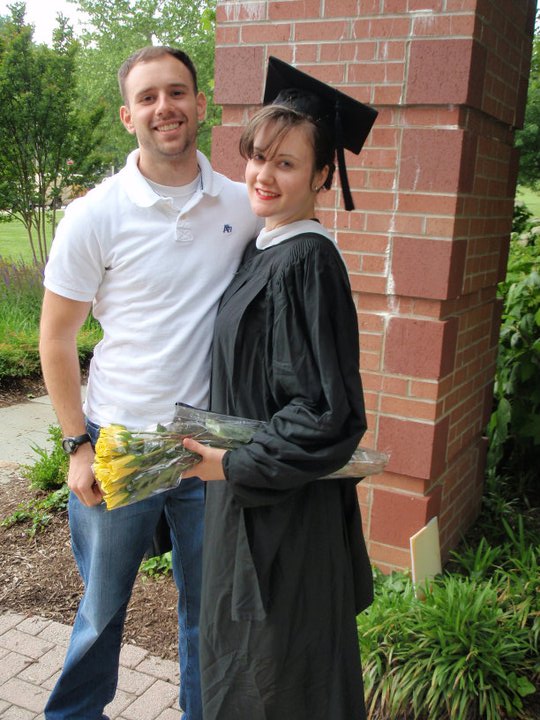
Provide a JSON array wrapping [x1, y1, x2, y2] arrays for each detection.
[[213, 0, 537, 572]]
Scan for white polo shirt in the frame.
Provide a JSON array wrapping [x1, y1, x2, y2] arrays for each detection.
[[45, 150, 261, 429]]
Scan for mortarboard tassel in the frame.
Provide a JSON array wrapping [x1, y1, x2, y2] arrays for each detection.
[[334, 98, 355, 211]]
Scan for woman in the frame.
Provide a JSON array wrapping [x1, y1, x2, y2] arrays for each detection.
[[183, 58, 377, 720]]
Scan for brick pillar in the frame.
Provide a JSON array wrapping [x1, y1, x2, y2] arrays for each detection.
[[212, 0, 537, 572]]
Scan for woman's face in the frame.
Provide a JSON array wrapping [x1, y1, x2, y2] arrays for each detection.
[[245, 123, 327, 231]]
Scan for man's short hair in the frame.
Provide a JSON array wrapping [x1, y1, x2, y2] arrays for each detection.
[[118, 46, 198, 103]]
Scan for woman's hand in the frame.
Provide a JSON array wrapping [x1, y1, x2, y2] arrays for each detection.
[[182, 438, 227, 482]]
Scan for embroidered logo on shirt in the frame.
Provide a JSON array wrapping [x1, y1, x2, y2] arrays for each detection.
[[223, 224, 232, 233]]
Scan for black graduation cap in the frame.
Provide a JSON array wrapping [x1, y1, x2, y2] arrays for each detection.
[[263, 56, 378, 211]]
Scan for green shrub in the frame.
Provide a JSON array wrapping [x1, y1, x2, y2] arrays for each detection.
[[77, 321, 104, 363], [0, 258, 43, 378], [0, 331, 42, 378], [448, 535, 507, 581], [448, 471, 539, 567], [451, 511, 539, 671], [0, 256, 102, 380], [1, 484, 69, 537], [358, 571, 537, 720], [487, 216, 540, 499], [512, 200, 534, 235], [495, 543, 540, 664], [478, 472, 525, 541], [357, 571, 418, 718], [22, 425, 68, 491], [0, 255, 44, 316], [140, 551, 173, 576]]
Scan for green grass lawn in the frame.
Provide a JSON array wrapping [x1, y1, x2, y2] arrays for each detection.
[[0, 220, 34, 263], [516, 185, 540, 217], [0, 214, 63, 264]]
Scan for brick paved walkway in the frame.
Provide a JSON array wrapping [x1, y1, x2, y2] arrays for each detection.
[[0, 612, 182, 719]]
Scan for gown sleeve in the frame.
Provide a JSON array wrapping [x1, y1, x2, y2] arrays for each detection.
[[223, 237, 367, 507]]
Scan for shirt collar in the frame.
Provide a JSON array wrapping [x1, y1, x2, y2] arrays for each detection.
[[255, 219, 336, 250], [122, 149, 220, 207]]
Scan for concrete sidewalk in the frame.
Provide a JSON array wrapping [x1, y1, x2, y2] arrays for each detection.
[[0, 393, 59, 466], [0, 395, 183, 719], [0, 388, 84, 466]]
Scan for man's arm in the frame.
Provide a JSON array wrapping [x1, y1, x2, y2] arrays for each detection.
[[39, 289, 102, 506]]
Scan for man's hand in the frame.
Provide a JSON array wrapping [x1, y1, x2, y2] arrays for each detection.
[[67, 443, 103, 506]]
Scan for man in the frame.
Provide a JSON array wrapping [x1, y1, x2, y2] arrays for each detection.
[[39, 46, 261, 720]]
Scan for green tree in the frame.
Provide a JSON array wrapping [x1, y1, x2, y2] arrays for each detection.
[[0, 3, 106, 263], [516, 17, 540, 189], [71, 0, 217, 169]]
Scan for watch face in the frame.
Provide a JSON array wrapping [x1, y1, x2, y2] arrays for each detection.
[[62, 434, 91, 454], [62, 438, 76, 454]]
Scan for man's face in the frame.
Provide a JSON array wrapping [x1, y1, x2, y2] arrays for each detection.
[[120, 54, 206, 171]]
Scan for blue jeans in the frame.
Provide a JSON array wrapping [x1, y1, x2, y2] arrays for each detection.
[[44, 420, 204, 720]]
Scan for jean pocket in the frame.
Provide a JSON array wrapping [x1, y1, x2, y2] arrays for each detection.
[[85, 418, 101, 447]]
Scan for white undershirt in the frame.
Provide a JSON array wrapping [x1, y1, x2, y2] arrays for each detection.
[[146, 173, 202, 212]]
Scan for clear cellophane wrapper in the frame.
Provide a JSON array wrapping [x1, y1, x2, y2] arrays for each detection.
[[93, 403, 388, 510]]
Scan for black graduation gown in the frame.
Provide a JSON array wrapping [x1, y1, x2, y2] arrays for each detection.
[[201, 231, 373, 720]]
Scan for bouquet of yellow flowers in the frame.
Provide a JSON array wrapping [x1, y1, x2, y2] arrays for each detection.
[[94, 403, 388, 510]]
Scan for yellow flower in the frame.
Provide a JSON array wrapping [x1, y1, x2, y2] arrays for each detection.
[[95, 455, 137, 491], [104, 489, 131, 510], [95, 424, 132, 458], [93, 424, 194, 510]]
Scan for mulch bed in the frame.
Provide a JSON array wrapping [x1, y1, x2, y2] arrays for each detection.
[[0, 465, 179, 660], [0, 375, 50, 408]]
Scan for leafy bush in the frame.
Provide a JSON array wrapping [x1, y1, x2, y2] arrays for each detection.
[[0, 330, 42, 377], [140, 551, 173, 577], [487, 213, 540, 499], [22, 425, 69, 491], [512, 200, 534, 235], [0, 256, 44, 318]]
